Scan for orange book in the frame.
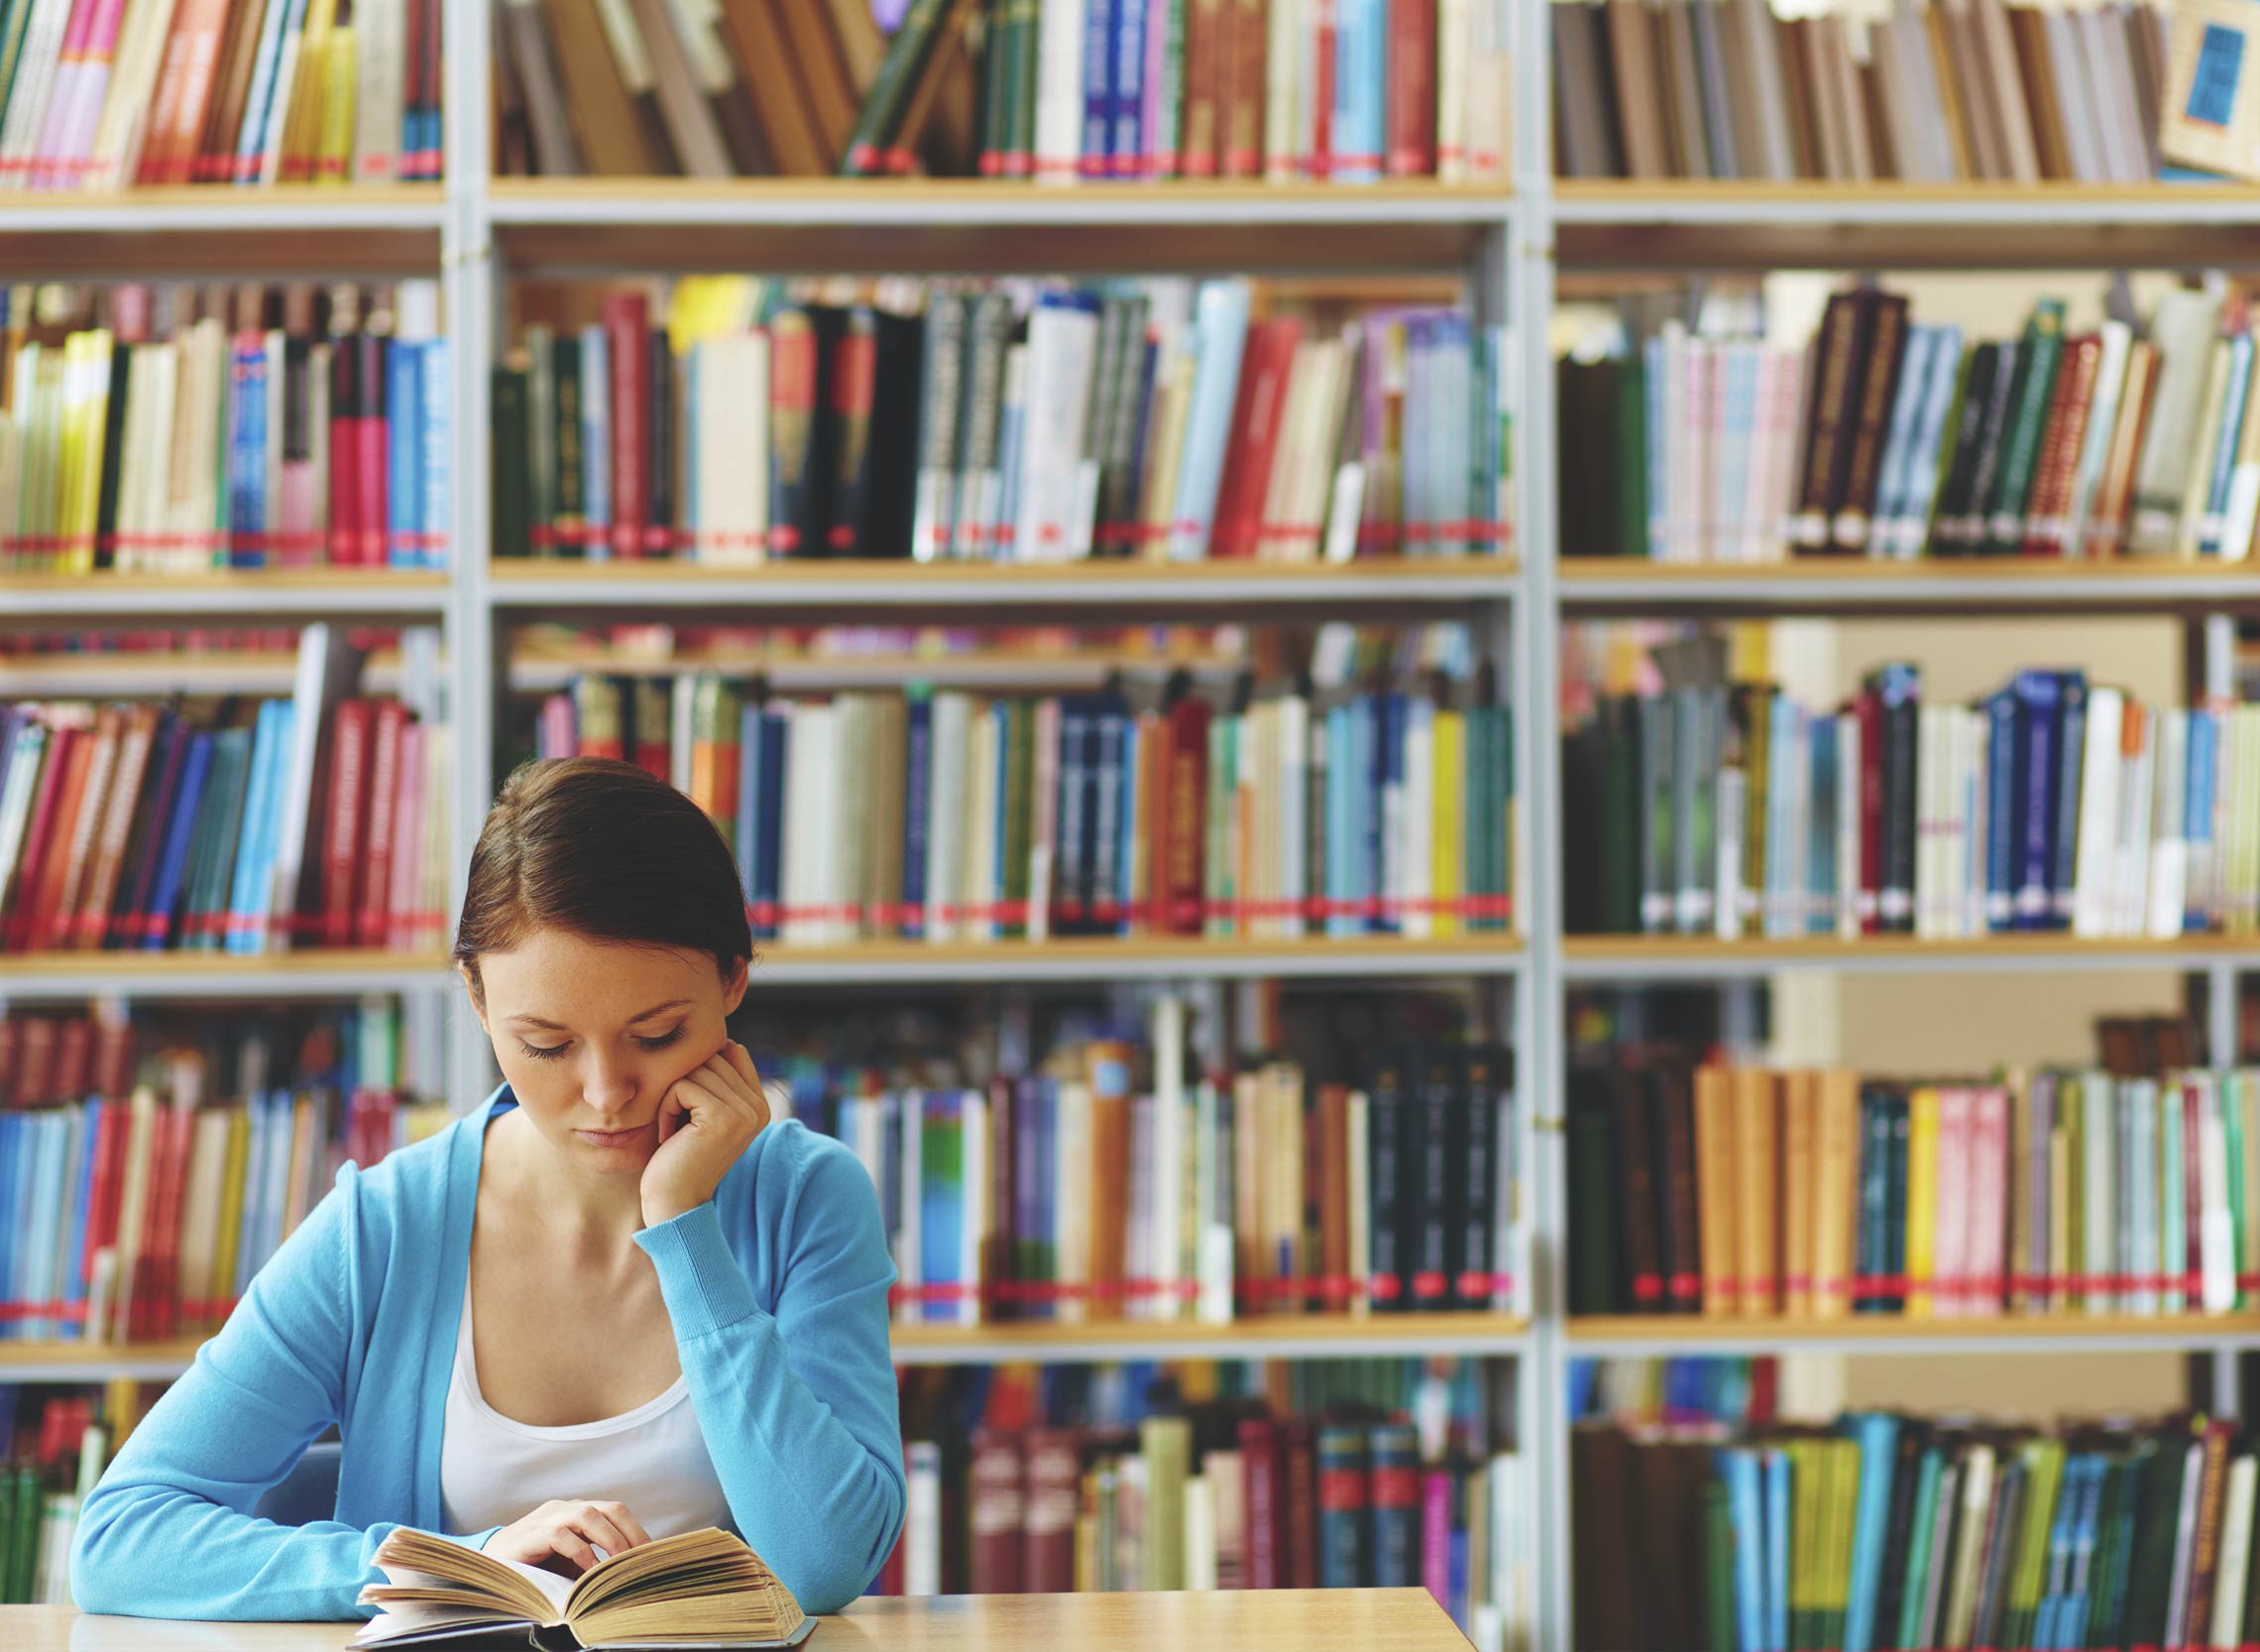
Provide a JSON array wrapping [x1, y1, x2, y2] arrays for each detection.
[[1811, 1069, 1863, 1318], [1315, 1081, 1351, 1313], [1780, 1070, 1818, 1319], [23, 722, 102, 952], [2085, 340, 2159, 559], [1693, 1063, 1740, 1316], [1732, 1067, 1780, 1318], [47, 706, 125, 950], [73, 703, 159, 950], [1086, 1041, 1133, 1322]]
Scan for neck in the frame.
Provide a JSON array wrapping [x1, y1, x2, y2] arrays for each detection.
[[493, 1110, 649, 1256]]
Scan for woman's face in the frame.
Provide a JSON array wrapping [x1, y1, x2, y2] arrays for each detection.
[[465, 928, 748, 1170]]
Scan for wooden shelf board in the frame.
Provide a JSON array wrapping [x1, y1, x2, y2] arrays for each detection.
[[0, 950, 454, 999], [1570, 1313, 2260, 1346], [0, 570, 451, 619], [745, 935, 1526, 983], [892, 1312, 1529, 1359], [1561, 934, 2260, 978], [0, 185, 446, 277], [487, 178, 1510, 275], [1554, 556, 2260, 612]]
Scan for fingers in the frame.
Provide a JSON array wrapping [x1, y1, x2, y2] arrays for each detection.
[[567, 1507, 637, 1559], [550, 1529, 602, 1574], [722, 1041, 761, 1092], [597, 1501, 654, 1549]]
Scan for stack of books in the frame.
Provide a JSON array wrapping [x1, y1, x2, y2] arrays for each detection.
[[2, 282, 450, 576], [1553, 0, 2165, 182], [1563, 640, 2260, 941], [1573, 1410, 2260, 1652], [494, 0, 1511, 182], [532, 658, 1515, 943], [0, 1000, 449, 1347], [0, 623, 449, 957], [783, 1005, 1523, 1323], [1560, 286, 2260, 565], [0, 1388, 105, 1606], [495, 282, 1513, 567], [1569, 1041, 2260, 1322], [0, 0, 443, 187]]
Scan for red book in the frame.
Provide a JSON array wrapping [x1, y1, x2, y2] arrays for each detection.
[[2186, 1079, 2208, 1302], [826, 324, 879, 553], [766, 321, 819, 556], [359, 336, 389, 568], [7, 724, 79, 952], [81, 1099, 128, 1289], [1207, 320, 1302, 558], [605, 293, 650, 559], [20, 728, 95, 953], [1384, 0, 1436, 175], [357, 701, 406, 947], [1311, 0, 1335, 175], [1854, 685, 1884, 935], [1161, 693, 1211, 935], [322, 699, 374, 947], [2020, 335, 2100, 557], [1238, 1416, 1280, 1590], [1282, 1418, 1319, 1589], [329, 343, 362, 566], [146, 1101, 198, 1340], [1021, 1426, 1079, 1593], [969, 1428, 1025, 1594]]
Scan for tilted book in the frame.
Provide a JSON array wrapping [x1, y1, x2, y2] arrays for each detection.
[[351, 1525, 811, 1650]]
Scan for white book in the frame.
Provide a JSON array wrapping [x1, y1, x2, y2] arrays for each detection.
[[829, 699, 867, 944], [1031, 0, 1087, 184], [352, 0, 404, 179], [2151, 710, 2191, 937], [924, 694, 969, 941], [1151, 996, 1186, 1323], [1055, 1080, 1091, 1325], [1736, 344, 1777, 564], [896, 1089, 924, 1325], [1194, 1080, 1233, 1324], [1181, 1476, 1216, 1592], [2128, 1076, 2158, 1317], [964, 708, 999, 941], [2118, 707, 2156, 938], [0, 0, 80, 188], [1027, 696, 1059, 943], [778, 703, 829, 946], [2082, 1072, 2117, 1314], [1346, 1086, 1371, 1320], [2212, 1454, 2258, 1649], [903, 1443, 941, 1594], [1715, 764, 1746, 940], [2072, 687, 2125, 936], [267, 622, 366, 951], [1836, 711, 1863, 937], [2203, 1083, 2238, 1314], [2130, 290, 2226, 555], [0, 722, 50, 907], [85, 0, 177, 188], [958, 1088, 988, 1328], [1012, 301, 1100, 561], [2065, 320, 2135, 554], [1264, 0, 1301, 181]]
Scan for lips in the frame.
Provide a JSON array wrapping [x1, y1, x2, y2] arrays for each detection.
[[576, 1124, 649, 1144]]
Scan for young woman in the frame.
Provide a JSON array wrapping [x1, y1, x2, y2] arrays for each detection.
[[69, 757, 906, 1620]]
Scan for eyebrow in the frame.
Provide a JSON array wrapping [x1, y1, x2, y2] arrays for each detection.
[[505, 999, 694, 1031]]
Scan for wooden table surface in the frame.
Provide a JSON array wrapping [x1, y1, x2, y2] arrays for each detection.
[[3, 1589, 1472, 1651]]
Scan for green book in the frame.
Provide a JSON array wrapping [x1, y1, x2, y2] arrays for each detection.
[[1007, 0, 1039, 173], [1141, 1416, 1190, 1591], [1150, 0, 1186, 177], [1564, 1070, 1621, 1314], [975, 0, 1011, 170], [1822, 1437, 1857, 1651], [1002, 700, 1033, 939], [838, 0, 959, 175], [491, 365, 531, 560], [0, 1467, 14, 1605], [1617, 357, 1648, 557], [1895, 1447, 1945, 1652], [2003, 1437, 2064, 1650], [551, 331, 585, 557], [523, 324, 558, 557], [1986, 299, 2069, 551], [8, 1467, 38, 1604], [2228, 1081, 2250, 1311], [1787, 1438, 1817, 1651], [1700, 1476, 1737, 1652], [187, 726, 255, 953]]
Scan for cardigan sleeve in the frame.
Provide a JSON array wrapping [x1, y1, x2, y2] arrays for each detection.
[[631, 1131, 907, 1614], [69, 1163, 501, 1620]]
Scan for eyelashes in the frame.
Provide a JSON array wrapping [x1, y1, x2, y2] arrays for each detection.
[[515, 1027, 689, 1062]]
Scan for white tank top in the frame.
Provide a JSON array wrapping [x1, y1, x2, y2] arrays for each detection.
[[439, 1268, 734, 1547]]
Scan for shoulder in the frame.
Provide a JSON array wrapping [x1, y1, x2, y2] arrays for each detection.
[[731, 1119, 881, 1242], [315, 1106, 478, 1251]]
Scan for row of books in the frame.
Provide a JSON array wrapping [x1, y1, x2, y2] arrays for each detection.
[[0, 1069, 450, 1346], [784, 1010, 1524, 1323], [0, 630, 448, 956], [1551, 0, 2170, 184], [533, 665, 1515, 942], [2, 283, 449, 575], [0, 0, 442, 187], [494, 282, 1513, 566], [1560, 285, 2257, 566], [1570, 1054, 2260, 1323], [1563, 652, 2260, 941], [0, 1390, 105, 1606], [495, 0, 1510, 182], [1574, 1411, 2260, 1652]]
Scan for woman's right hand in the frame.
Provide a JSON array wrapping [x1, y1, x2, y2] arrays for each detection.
[[486, 1499, 655, 1576]]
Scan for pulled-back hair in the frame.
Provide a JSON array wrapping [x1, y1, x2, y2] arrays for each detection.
[[452, 757, 750, 1004]]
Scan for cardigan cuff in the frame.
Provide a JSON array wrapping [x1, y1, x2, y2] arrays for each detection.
[[633, 1200, 761, 1340]]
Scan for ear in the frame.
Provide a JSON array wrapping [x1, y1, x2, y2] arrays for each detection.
[[721, 956, 749, 1018], [458, 963, 490, 1038]]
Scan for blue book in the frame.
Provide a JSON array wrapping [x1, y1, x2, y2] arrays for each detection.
[[387, 337, 422, 569], [0, 1115, 17, 1342], [233, 0, 309, 180], [2187, 706, 2220, 934], [1644, 334, 1669, 559], [754, 710, 788, 939], [1082, 0, 1116, 177], [2032, 1454, 2080, 1650], [1166, 282, 1252, 559], [902, 692, 933, 938], [1766, 695, 1798, 936], [1868, 324, 1937, 545], [1110, 0, 1147, 172], [735, 701, 762, 914], [1762, 1448, 1790, 1652], [145, 730, 214, 951], [1323, 704, 1352, 937], [233, 1094, 271, 1297], [60, 1099, 98, 1340], [1332, 0, 1385, 182], [1014, 1077, 1043, 1318], [1316, 1428, 1371, 1588], [2050, 672, 2089, 928], [1367, 1424, 1419, 1587], [920, 1091, 964, 1317], [1807, 712, 1837, 936], [1898, 324, 1967, 556], [2201, 335, 2255, 556], [1984, 686, 2019, 932], [2066, 1454, 2108, 1647], [224, 702, 282, 954], [1856, 1088, 1890, 1313], [1844, 1412, 1899, 1652], [1091, 700, 1124, 931], [1721, 1448, 1766, 1652], [2012, 670, 2062, 928], [229, 338, 268, 568], [1034, 1080, 1057, 1318], [419, 339, 450, 569], [580, 325, 612, 561]]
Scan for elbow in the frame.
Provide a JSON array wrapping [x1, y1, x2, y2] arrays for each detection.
[[786, 1471, 906, 1615], [69, 1488, 141, 1616]]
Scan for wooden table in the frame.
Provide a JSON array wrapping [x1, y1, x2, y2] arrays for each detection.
[[3, 1589, 1473, 1651]]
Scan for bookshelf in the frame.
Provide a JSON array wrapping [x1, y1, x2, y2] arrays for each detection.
[[24, 0, 2260, 1639]]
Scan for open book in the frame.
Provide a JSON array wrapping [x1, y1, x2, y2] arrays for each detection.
[[349, 1525, 812, 1650]]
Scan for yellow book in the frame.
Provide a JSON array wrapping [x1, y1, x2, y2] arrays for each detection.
[[318, 30, 359, 181], [1905, 1085, 1942, 1318], [1788, 1439, 1819, 1642], [1780, 1069, 1817, 1319], [1811, 1068, 1861, 1319], [173, 1109, 235, 1338], [208, 1106, 254, 1327], [1432, 706, 1465, 939], [281, 0, 344, 179], [1732, 1067, 1779, 1317], [54, 335, 89, 573], [75, 330, 115, 575]]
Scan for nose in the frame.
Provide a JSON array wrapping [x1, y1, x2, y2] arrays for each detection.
[[582, 1050, 639, 1120]]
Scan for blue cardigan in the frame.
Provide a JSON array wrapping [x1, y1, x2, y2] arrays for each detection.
[[69, 1085, 906, 1620]]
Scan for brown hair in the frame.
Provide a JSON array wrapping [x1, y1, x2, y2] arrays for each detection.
[[452, 757, 751, 1004]]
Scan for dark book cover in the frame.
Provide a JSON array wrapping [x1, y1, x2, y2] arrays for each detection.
[[1790, 288, 1879, 554], [1365, 1048, 1411, 1312], [2120, 1433, 2190, 1649], [1239, 1415, 1281, 1590], [1870, 1419, 1930, 1643], [1367, 1422, 1419, 1588], [646, 327, 676, 554], [1020, 1425, 1079, 1592], [1883, 1089, 1910, 1312], [1411, 1048, 1455, 1309], [1970, 1453, 2026, 1651], [1614, 1060, 1665, 1312], [1926, 340, 2000, 557], [1869, 662, 1920, 935], [1283, 1418, 1318, 1591], [1651, 1052, 1702, 1313], [1567, 1063, 1622, 1314], [2049, 673, 2088, 930], [1854, 1084, 1892, 1314], [1986, 300, 2069, 553], [93, 338, 133, 569], [1315, 1426, 1370, 1590], [551, 330, 586, 557], [766, 304, 845, 556], [828, 307, 923, 557], [491, 366, 533, 559], [1832, 292, 1911, 551], [1962, 337, 2027, 557], [1455, 1046, 1503, 1310]]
